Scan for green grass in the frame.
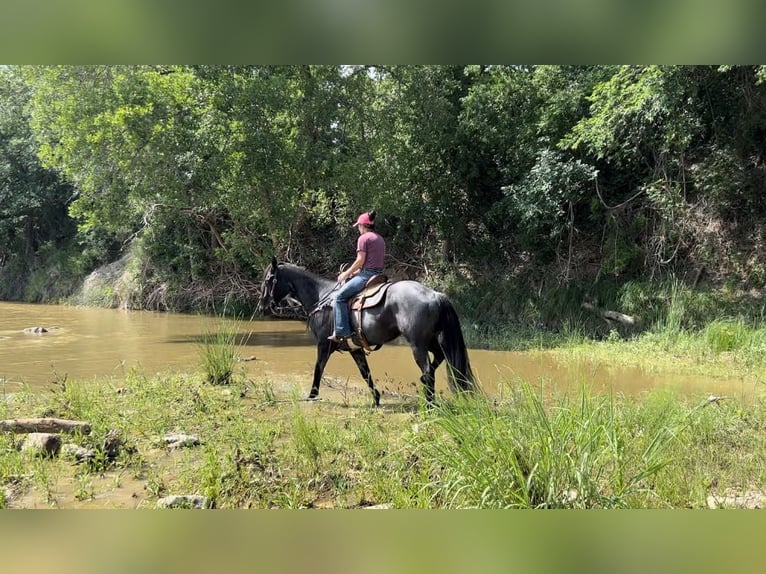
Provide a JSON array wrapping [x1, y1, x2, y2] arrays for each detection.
[[411, 383, 682, 508], [2, 365, 766, 509], [451, 273, 766, 356], [197, 318, 242, 385]]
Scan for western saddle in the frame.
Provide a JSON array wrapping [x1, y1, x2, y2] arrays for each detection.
[[347, 274, 390, 352]]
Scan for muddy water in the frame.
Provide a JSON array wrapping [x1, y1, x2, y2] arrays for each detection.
[[0, 301, 757, 401]]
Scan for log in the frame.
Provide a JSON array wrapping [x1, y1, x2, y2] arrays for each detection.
[[602, 309, 637, 326], [0, 417, 91, 435], [581, 303, 638, 327]]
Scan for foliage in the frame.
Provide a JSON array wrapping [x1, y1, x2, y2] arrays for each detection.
[[0, 68, 81, 300], [4, 65, 766, 312], [498, 148, 596, 248]]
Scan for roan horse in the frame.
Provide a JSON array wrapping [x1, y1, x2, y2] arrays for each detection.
[[258, 258, 477, 406]]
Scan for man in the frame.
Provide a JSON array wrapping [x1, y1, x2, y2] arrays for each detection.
[[328, 210, 386, 342]]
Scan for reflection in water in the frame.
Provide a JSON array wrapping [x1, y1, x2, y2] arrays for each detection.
[[0, 301, 757, 401]]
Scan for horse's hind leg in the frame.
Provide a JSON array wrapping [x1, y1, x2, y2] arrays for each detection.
[[350, 349, 381, 407], [411, 344, 436, 404], [428, 339, 452, 393]]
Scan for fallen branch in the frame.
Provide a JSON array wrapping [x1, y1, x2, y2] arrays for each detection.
[[581, 302, 638, 327], [0, 418, 91, 435]]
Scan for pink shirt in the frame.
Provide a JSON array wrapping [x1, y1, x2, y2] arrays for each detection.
[[357, 231, 385, 270]]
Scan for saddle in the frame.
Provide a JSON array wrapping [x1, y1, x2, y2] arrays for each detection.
[[350, 274, 390, 311], [347, 274, 391, 352]]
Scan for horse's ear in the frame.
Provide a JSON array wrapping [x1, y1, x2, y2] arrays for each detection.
[[271, 256, 278, 270]]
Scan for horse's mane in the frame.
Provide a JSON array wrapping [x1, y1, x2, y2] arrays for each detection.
[[279, 263, 333, 283], [278, 263, 337, 296]]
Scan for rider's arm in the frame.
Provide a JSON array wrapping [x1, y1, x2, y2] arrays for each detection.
[[339, 250, 366, 283]]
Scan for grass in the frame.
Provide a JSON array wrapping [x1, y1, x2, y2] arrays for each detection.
[[453, 273, 766, 355], [1, 364, 765, 508], [197, 318, 242, 385], [454, 274, 766, 390], [414, 383, 691, 509]]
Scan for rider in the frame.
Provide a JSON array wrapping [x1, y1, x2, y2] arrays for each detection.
[[328, 210, 386, 342]]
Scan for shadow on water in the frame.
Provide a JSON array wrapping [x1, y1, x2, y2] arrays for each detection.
[[165, 330, 317, 348]]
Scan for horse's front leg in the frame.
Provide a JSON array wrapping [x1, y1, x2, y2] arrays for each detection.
[[309, 341, 334, 400], [350, 349, 381, 407]]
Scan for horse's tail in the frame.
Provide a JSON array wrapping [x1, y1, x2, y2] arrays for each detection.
[[438, 296, 476, 393]]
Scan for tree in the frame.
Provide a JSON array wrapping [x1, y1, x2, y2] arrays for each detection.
[[0, 66, 77, 298]]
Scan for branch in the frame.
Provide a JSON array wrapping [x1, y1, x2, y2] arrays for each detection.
[[594, 175, 644, 211], [581, 302, 638, 327]]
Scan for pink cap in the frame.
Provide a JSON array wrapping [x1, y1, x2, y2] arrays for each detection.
[[353, 212, 373, 227]]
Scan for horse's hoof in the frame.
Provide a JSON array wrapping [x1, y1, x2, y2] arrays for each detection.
[[306, 395, 321, 402]]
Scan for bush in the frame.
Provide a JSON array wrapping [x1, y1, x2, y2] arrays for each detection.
[[704, 319, 752, 353]]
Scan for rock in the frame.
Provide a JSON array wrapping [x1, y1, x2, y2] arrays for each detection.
[[163, 433, 201, 450], [61, 443, 97, 463], [102, 429, 125, 461], [23, 327, 48, 334], [363, 502, 394, 509], [707, 490, 766, 509], [156, 495, 213, 509], [21, 433, 62, 457], [77, 256, 133, 308]]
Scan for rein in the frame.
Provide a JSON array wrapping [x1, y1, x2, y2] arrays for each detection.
[[307, 264, 347, 317], [307, 282, 340, 318]]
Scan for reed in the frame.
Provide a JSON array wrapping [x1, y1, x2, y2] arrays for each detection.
[[198, 318, 241, 385]]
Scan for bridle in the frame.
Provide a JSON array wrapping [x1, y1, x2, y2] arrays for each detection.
[[261, 263, 340, 321], [260, 270, 278, 313]]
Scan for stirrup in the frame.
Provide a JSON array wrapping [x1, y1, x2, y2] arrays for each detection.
[[328, 333, 348, 343]]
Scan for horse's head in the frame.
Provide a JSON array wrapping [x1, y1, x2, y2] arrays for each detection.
[[258, 257, 292, 315]]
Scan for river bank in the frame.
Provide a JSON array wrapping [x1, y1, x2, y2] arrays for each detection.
[[2, 356, 765, 509]]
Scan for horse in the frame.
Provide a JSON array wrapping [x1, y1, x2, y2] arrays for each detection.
[[258, 257, 477, 406]]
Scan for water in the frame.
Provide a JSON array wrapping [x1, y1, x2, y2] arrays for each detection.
[[0, 301, 757, 401]]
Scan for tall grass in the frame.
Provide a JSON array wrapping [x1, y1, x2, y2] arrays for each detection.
[[447, 270, 766, 354], [413, 383, 679, 508], [198, 318, 241, 385], [658, 277, 687, 336], [704, 318, 752, 353]]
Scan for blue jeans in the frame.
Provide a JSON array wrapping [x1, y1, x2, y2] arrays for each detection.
[[332, 268, 381, 336]]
